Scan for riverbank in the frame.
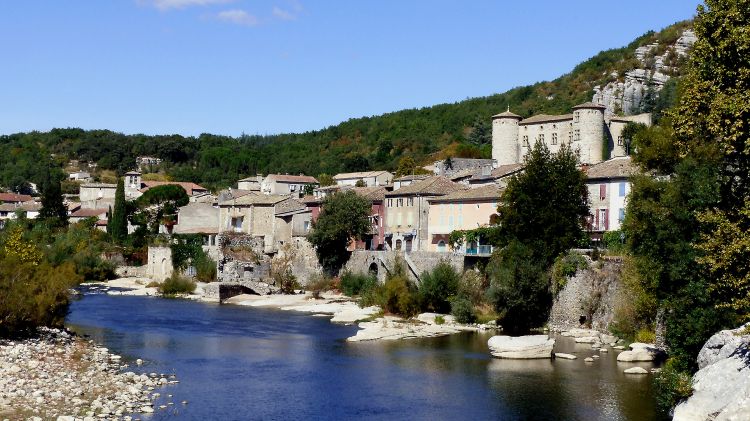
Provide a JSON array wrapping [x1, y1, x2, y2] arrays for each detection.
[[0, 327, 174, 420]]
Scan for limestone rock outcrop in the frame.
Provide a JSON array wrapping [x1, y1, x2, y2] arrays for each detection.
[[616, 342, 664, 362], [487, 335, 554, 359], [673, 324, 750, 421]]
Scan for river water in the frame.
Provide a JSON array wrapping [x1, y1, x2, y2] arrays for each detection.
[[66, 291, 666, 420]]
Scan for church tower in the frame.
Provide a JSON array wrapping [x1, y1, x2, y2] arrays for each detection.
[[491, 108, 522, 165]]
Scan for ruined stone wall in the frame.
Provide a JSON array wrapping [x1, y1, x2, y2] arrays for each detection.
[[145, 246, 173, 282], [344, 250, 464, 284], [548, 257, 622, 333]]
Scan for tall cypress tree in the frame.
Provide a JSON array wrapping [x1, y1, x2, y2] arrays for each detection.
[[39, 169, 68, 226], [109, 178, 128, 244]]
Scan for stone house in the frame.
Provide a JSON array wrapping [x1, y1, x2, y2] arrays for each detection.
[[0, 193, 33, 205], [333, 171, 393, 187], [426, 185, 502, 254], [392, 174, 430, 190], [261, 174, 319, 197], [384, 176, 466, 252], [79, 183, 116, 209], [432, 158, 496, 178], [237, 175, 263, 192], [350, 186, 388, 251], [466, 163, 524, 188], [585, 156, 639, 239], [69, 208, 109, 230], [173, 202, 220, 260], [68, 171, 91, 182]]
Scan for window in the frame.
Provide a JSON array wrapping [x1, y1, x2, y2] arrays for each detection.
[[387, 198, 392, 207], [574, 112, 580, 123], [599, 184, 607, 200], [619, 182, 626, 197], [397, 198, 404, 207], [552, 133, 558, 145], [407, 197, 414, 206], [523, 135, 529, 147], [574, 129, 580, 141], [618, 208, 625, 222], [397, 213, 402, 226], [407, 212, 413, 226], [539, 133, 545, 143], [437, 240, 446, 252], [617, 136, 624, 146], [568, 131, 573, 143], [303, 221, 310, 231], [395, 240, 402, 251]]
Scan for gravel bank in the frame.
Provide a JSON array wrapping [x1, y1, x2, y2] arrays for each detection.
[[0, 327, 176, 420]]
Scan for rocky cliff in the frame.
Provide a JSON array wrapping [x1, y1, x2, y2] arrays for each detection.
[[592, 30, 697, 115], [673, 323, 750, 420]]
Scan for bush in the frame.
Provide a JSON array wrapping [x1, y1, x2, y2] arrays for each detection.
[[457, 270, 488, 306], [418, 261, 459, 313], [380, 271, 420, 317], [602, 230, 626, 253], [158, 275, 196, 295], [653, 359, 693, 413], [635, 329, 656, 344], [307, 274, 335, 299], [609, 256, 658, 341], [550, 251, 588, 294], [194, 253, 217, 282], [434, 315, 445, 325], [450, 295, 477, 324], [0, 256, 80, 337], [340, 271, 377, 296]]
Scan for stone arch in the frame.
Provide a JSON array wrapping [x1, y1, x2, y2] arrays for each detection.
[[368, 262, 378, 276]]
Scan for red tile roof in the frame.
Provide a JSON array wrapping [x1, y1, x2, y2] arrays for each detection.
[[71, 208, 108, 218], [141, 181, 208, 196], [0, 193, 33, 203], [267, 174, 319, 184]]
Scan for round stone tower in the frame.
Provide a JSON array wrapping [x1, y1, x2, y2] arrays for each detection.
[[491, 108, 522, 165], [572, 102, 607, 164]]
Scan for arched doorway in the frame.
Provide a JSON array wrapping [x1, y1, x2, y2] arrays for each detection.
[[405, 238, 413, 252], [395, 239, 402, 251], [437, 240, 446, 252], [368, 263, 378, 276]]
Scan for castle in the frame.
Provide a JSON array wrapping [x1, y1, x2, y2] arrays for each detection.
[[491, 102, 651, 165]]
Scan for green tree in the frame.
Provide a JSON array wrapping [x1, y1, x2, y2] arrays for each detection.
[[39, 170, 68, 226], [109, 178, 128, 244], [495, 141, 589, 266], [418, 261, 460, 313], [307, 190, 371, 274], [467, 117, 491, 146], [317, 173, 335, 187]]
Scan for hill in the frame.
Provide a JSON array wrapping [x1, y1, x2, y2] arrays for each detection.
[[0, 21, 692, 193]]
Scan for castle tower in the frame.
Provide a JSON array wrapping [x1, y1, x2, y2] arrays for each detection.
[[572, 102, 607, 164], [491, 108, 522, 165]]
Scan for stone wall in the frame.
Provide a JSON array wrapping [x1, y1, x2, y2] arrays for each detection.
[[145, 246, 173, 282], [548, 257, 622, 333], [344, 250, 464, 284], [115, 265, 147, 278]]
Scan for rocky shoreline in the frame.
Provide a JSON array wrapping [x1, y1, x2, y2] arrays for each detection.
[[0, 327, 176, 421]]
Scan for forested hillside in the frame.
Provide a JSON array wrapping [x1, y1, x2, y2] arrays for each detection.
[[0, 21, 691, 192]]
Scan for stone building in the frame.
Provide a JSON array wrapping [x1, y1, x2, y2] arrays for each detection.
[[384, 176, 466, 252], [79, 183, 116, 209], [333, 171, 393, 187], [261, 174, 318, 197], [491, 102, 651, 166]]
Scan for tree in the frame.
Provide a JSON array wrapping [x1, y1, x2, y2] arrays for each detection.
[[342, 155, 370, 172], [317, 174, 335, 187], [495, 141, 589, 267], [39, 169, 68, 227], [354, 179, 366, 187], [418, 261, 459, 313], [109, 178, 128, 244], [307, 191, 371, 274], [467, 117, 491, 146], [132, 184, 188, 234]]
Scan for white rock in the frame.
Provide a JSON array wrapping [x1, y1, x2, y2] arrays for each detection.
[[561, 328, 600, 339], [584, 357, 594, 363], [554, 353, 577, 360], [487, 335, 554, 359], [599, 347, 608, 353], [140, 406, 154, 413], [416, 313, 455, 325], [575, 336, 600, 344], [624, 367, 648, 374]]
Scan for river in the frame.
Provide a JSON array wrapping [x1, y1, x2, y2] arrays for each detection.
[[65, 290, 667, 420]]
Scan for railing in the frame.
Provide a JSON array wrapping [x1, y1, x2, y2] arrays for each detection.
[[464, 245, 493, 256]]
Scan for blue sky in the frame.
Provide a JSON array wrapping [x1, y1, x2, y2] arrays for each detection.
[[0, 0, 698, 137]]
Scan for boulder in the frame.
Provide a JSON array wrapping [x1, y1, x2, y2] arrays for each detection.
[[416, 313, 455, 325], [623, 367, 648, 375], [674, 324, 750, 421], [487, 335, 554, 359], [575, 336, 600, 344], [554, 353, 577, 360], [616, 343, 663, 362], [584, 357, 594, 363], [600, 334, 618, 344], [562, 328, 600, 339]]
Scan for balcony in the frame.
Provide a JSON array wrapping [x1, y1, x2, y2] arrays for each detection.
[[464, 245, 493, 256]]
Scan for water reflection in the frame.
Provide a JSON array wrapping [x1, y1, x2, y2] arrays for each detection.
[[66, 292, 666, 420]]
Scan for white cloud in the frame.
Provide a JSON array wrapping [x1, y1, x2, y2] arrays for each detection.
[[217, 9, 259, 26], [143, 0, 234, 11], [272, 6, 295, 21]]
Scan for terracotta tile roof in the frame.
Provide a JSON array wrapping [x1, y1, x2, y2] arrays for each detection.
[[585, 157, 639, 180], [428, 184, 503, 203], [0, 204, 17, 212], [300, 195, 321, 204], [573, 101, 607, 110], [267, 174, 319, 184], [492, 110, 522, 119], [19, 202, 42, 212], [386, 176, 466, 197], [275, 198, 307, 215], [333, 171, 391, 180], [219, 193, 288, 206], [71, 208, 108, 218], [520, 114, 574, 125], [0, 193, 33, 203], [394, 174, 430, 182], [141, 181, 208, 196], [352, 186, 387, 202]]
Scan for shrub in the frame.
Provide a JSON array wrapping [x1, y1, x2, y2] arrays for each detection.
[[602, 230, 626, 253], [457, 270, 488, 306], [340, 271, 377, 296], [158, 275, 196, 296], [550, 251, 588, 294], [194, 253, 217, 282], [434, 315, 445, 325], [380, 271, 420, 317], [653, 359, 693, 413], [450, 295, 477, 324], [418, 262, 459, 313], [609, 256, 658, 341], [0, 256, 80, 337], [635, 329, 656, 344], [307, 274, 335, 299]]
